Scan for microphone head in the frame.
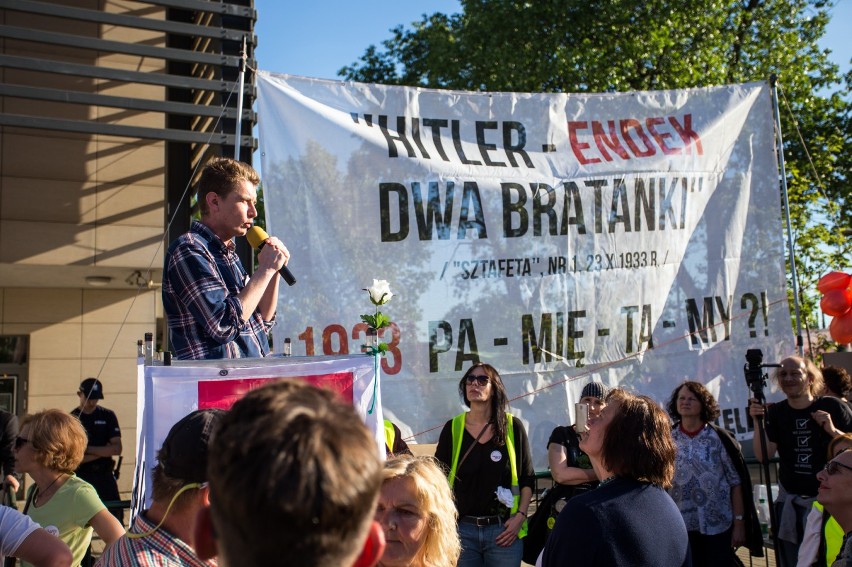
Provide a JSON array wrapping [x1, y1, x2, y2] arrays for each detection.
[[245, 226, 269, 249]]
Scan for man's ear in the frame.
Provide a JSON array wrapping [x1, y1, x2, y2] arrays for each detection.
[[199, 483, 211, 506], [205, 191, 219, 213], [194, 504, 218, 560], [351, 520, 386, 567]]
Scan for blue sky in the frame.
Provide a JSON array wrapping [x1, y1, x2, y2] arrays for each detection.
[[254, 0, 850, 85]]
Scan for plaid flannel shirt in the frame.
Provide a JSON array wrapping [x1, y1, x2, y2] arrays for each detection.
[[163, 221, 273, 360], [95, 513, 217, 567]]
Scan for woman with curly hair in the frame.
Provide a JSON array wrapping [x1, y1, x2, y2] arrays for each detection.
[[375, 455, 461, 567], [667, 381, 763, 566], [435, 363, 534, 567], [15, 409, 124, 567]]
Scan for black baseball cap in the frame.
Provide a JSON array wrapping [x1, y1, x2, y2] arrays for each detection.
[[158, 409, 225, 484], [79, 378, 104, 400]]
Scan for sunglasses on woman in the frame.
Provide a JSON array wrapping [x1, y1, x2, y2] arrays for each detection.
[[14, 437, 29, 450], [823, 459, 852, 476], [465, 374, 489, 386]]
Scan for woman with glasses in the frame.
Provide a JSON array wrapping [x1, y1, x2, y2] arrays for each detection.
[[666, 381, 763, 566], [14, 409, 124, 567], [374, 455, 460, 567], [541, 389, 690, 566], [815, 444, 852, 566], [799, 432, 852, 567], [435, 363, 534, 567]]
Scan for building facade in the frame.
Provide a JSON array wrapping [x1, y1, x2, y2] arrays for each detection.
[[0, 0, 257, 497]]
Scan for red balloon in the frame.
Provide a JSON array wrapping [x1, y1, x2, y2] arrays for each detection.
[[820, 288, 852, 317], [830, 311, 852, 344], [818, 271, 851, 294]]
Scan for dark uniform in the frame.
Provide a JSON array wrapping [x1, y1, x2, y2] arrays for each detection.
[[71, 404, 122, 521]]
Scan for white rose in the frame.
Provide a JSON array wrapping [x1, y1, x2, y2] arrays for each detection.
[[495, 486, 514, 509], [366, 279, 393, 305]]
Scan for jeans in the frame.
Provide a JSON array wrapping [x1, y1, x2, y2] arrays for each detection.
[[457, 521, 523, 567]]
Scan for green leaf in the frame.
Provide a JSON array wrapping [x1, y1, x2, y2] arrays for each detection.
[[374, 312, 390, 329]]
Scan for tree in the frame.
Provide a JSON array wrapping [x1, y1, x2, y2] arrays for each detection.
[[340, 0, 851, 334]]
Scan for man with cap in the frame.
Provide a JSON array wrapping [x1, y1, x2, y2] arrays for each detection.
[[96, 409, 224, 567], [71, 378, 122, 525]]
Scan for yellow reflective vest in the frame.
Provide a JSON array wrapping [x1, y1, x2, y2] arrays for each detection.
[[446, 412, 528, 538]]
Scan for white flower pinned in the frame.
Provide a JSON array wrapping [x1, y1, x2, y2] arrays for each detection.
[[495, 486, 514, 509]]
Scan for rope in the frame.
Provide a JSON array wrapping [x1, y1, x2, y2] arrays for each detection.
[[401, 293, 792, 444], [91, 65, 253, 382]]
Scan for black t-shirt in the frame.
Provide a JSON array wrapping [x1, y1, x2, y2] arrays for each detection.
[[71, 405, 121, 470], [435, 414, 535, 517], [548, 425, 594, 471], [765, 396, 852, 496]]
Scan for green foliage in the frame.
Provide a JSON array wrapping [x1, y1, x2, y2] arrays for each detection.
[[340, 0, 852, 330], [360, 311, 391, 330]]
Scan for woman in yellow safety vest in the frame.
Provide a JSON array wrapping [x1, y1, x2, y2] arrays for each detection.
[[799, 433, 852, 567], [434, 363, 534, 567]]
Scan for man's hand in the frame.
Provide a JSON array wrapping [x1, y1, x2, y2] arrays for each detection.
[[748, 398, 765, 419], [257, 236, 289, 272], [811, 410, 840, 436]]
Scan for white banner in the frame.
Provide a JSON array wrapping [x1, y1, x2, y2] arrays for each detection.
[[132, 355, 383, 514], [257, 73, 794, 467]]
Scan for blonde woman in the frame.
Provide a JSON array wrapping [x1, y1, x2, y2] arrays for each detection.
[[375, 455, 461, 567], [15, 409, 124, 567]]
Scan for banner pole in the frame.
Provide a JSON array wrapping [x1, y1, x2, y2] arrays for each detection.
[[234, 36, 247, 161], [770, 74, 804, 356]]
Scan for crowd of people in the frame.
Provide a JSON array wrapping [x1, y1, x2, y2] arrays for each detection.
[[0, 359, 848, 566], [4, 159, 849, 566]]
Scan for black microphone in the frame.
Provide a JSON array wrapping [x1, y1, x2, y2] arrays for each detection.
[[246, 226, 296, 286]]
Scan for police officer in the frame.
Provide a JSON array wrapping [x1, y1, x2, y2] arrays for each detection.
[[71, 378, 122, 525]]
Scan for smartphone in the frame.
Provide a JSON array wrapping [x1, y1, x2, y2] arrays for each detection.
[[575, 402, 589, 432]]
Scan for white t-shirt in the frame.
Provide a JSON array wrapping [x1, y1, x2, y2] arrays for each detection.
[[0, 506, 40, 563]]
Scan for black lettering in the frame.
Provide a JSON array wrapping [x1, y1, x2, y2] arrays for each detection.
[[502, 183, 528, 238], [608, 178, 631, 232], [458, 182, 487, 239], [561, 182, 586, 235], [533, 183, 558, 236], [452, 120, 482, 165], [411, 118, 430, 159], [428, 320, 452, 372], [503, 121, 533, 168], [378, 115, 416, 158], [685, 297, 718, 346], [659, 177, 679, 230], [634, 178, 655, 232], [455, 319, 480, 371], [476, 121, 506, 166], [565, 311, 585, 361], [379, 183, 408, 242], [422, 118, 450, 161], [412, 181, 455, 240], [522, 313, 552, 364]]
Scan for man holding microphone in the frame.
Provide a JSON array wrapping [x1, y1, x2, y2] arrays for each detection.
[[163, 157, 290, 360]]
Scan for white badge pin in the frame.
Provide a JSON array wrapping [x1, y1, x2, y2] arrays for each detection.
[[490, 450, 502, 462]]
